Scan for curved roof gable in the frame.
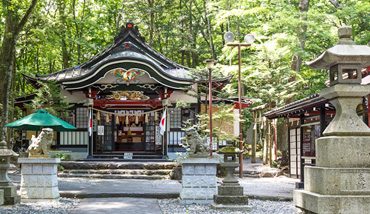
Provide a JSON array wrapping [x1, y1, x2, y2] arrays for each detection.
[[24, 23, 192, 90]]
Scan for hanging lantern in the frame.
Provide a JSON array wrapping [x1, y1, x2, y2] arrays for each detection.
[[106, 113, 109, 123], [116, 115, 119, 124], [155, 112, 158, 121], [135, 113, 139, 124], [97, 111, 100, 121]]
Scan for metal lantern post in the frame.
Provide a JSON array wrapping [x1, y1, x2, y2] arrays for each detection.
[[224, 32, 255, 178], [204, 59, 216, 158]]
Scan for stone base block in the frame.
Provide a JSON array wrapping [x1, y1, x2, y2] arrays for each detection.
[[19, 158, 60, 200], [211, 203, 251, 211], [21, 186, 60, 199], [316, 137, 370, 168], [179, 157, 220, 204], [214, 195, 248, 205], [218, 185, 243, 196], [305, 166, 370, 195], [294, 189, 370, 214]]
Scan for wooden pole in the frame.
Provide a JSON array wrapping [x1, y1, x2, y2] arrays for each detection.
[[238, 44, 243, 178], [263, 113, 268, 165], [269, 121, 273, 167], [227, 43, 250, 178]]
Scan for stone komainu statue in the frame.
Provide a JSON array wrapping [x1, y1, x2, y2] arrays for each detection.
[[28, 128, 54, 158], [185, 127, 210, 157]]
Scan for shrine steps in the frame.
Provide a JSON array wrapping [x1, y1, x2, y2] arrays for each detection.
[[59, 161, 178, 180], [91, 153, 164, 160]]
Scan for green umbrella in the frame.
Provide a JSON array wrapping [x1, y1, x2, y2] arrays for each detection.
[[5, 109, 77, 131]]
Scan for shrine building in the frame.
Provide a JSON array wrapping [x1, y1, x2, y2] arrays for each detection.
[[19, 23, 248, 160]]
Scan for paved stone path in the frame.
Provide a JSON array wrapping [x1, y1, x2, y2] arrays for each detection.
[[8, 158, 299, 213], [70, 197, 163, 214]]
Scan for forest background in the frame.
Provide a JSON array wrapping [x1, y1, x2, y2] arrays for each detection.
[[1, 0, 370, 144]]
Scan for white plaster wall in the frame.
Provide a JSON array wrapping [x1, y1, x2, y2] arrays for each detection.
[[168, 84, 197, 104], [61, 89, 86, 104], [168, 91, 197, 104]]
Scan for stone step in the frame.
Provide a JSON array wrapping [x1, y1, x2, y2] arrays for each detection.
[[92, 154, 163, 160], [58, 173, 169, 180], [60, 161, 178, 170], [62, 169, 172, 176]]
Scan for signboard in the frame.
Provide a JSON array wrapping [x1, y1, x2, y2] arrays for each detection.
[[155, 126, 162, 145], [302, 124, 320, 157], [97, 126, 104, 136], [124, 153, 133, 159]]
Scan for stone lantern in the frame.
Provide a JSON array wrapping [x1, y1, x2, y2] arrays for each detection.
[[211, 139, 250, 211], [0, 140, 20, 205], [294, 26, 370, 213]]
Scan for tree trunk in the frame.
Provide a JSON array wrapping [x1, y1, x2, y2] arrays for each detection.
[[269, 122, 273, 167], [204, 0, 215, 59], [115, 1, 125, 32], [148, 0, 154, 47], [58, 0, 69, 69], [237, 16, 241, 42], [263, 115, 268, 165], [290, 0, 310, 72], [0, 0, 38, 142], [73, 0, 86, 64]]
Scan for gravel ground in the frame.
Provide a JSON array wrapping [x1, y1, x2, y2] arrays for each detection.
[[158, 199, 295, 214], [0, 198, 79, 214]]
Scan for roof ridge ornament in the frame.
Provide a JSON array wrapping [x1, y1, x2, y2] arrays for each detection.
[[114, 23, 145, 44]]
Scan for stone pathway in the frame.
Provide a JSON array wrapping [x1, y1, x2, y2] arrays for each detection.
[[70, 197, 163, 214]]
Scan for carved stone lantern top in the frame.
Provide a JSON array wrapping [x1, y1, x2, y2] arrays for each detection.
[[217, 139, 243, 163], [306, 26, 370, 136], [0, 140, 18, 157], [307, 26, 370, 86], [307, 26, 370, 70]]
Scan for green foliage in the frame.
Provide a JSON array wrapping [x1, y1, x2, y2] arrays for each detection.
[[196, 103, 236, 141], [55, 152, 66, 171], [2, 0, 370, 133], [24, 81, 74, 118], [55, 152, 67, 160]]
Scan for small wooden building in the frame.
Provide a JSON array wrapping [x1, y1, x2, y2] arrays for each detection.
[[264, 67, 370, 187]]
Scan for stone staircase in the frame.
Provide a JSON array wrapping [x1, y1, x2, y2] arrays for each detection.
[[59, 161, 178, 180]]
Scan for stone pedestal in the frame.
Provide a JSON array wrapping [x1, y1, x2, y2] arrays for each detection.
[[294, 85, 370, 214], [295, 26, 370, 214], [180, 157, 219, 204], [294, 136, 370, 214], [211, 161, 250, 211], [18, 158, 60, 200]]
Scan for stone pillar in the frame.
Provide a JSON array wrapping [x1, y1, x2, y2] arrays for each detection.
[[0, 140, 20, 205], [180, 157, 219, 204], [18, 158, 60, 200], [294, 26, 370, 214]]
